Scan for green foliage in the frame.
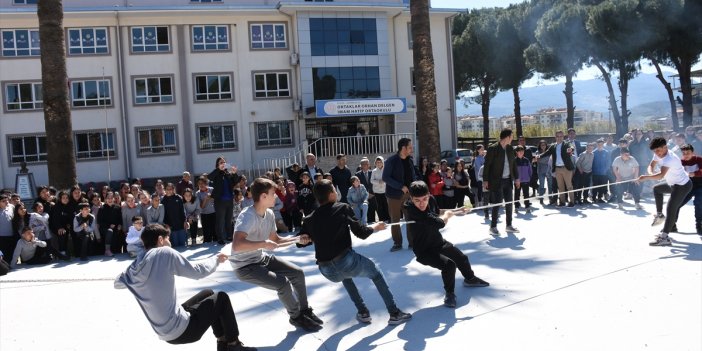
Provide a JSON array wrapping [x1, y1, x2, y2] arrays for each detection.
[[458, 120, 614, 139]]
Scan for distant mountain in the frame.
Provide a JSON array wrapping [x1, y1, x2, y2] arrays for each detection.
[[455, 73, 676, 119]]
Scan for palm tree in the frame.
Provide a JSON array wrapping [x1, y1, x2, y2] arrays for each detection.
[[410, 0, 441, 162], [38, 0, 76, 189]]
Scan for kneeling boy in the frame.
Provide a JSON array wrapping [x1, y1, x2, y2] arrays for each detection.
[[404, 181, 489, 308]]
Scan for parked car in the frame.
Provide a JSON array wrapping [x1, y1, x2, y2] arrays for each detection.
[[441, 149, 474, 167]]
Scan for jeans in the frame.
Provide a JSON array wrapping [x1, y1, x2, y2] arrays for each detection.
[[214, 199, 234, 242], [170, 229, 187, 247], [654, 180, 693, 234], [489, 178, 514, 228], [318, 250, 399, 314], [538, 172, 552, 198], [575, 171, 592, 201], [235, 255, 308, 318], [167, 290, 240, 345], [592, 174, 609, 200], [614, 180, 641, 204], [415, 241, 475, 294], [352, 202, 369, 225]]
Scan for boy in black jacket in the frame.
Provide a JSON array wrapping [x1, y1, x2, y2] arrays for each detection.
[[403, 181, 489, 308], [297, 179, 412, 325]]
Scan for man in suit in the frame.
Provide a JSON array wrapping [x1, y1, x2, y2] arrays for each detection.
[[567, 128, 585, 156], [302, 153, 323, 181], [356, 158, 376, 223], [538, 130, 575, 207], [483, 128, 520, 236]]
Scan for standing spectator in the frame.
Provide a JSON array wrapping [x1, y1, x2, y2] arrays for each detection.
[[49, 191, 73, 257], [175, 172, 194, 196], [121, 194, 141, 251], [298, 173, 316, 216], [196, 177, 216, 243], [286, 162, 303, 187], [347, 176, 369, 225], [282, 182, 302, 232], [453, 160, 472, 208], [484, 129, 520, 236], [382, 138, 418, 252], [330, 154, 353, 203], [1, 195, 17, 257], [514, 145, 533, 211], [183, 189, 201, 246], [98, 192, 122, 257], [612, 148, 642, 210], [145, 194, 165, 226], [677, 144, 702, 235], [603, 134, 616, 152], [415, 156, 430, 183], [371, 156, 390, 222], [567, 128, 584, 156], [535, 140, 554, 206], [575, 143, 595, 205], [356, 158, 376, 223], [471, 145, 486, 207], [302, 153, 323, 181], [162, 183, 187, 248], [442, 168, 457, 209], [591, 139, 610, 203], [426, 162, 445, 209], [208, 157, 241, 245], [538, 130, 575, 207], [630, 129, 652, 178], [638, 137, 693, 246]]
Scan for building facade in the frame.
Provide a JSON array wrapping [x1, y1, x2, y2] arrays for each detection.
[[0, 0, 458, 189]]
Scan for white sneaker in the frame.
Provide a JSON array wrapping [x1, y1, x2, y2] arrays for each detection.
[[489, 227, 500, 237], [618, 203, 624, 210], [635, 203, 643, 210], [651, 214, 665, 226], [505, 225, 520, 233], [649, 233, 671, 246]]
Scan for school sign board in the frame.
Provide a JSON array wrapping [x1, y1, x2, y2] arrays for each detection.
[[315, 98, 407, 117]]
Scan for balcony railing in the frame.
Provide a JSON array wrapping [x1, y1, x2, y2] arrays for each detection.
[[306, 133, 415, 159]]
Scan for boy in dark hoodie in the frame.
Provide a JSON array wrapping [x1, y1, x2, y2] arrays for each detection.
[[403, 181, 489, 308], [297, 172, 316, 216]]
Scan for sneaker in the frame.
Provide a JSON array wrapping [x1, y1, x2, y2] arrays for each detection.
[[289, 314, 322, 332], [388, 310, 412, 325], [567, 202, 575, 207], [356, 311, 372, 324], [489, 227, 500, 237], [104, 250, 114, 257], [389, 245, 402, 252], [301, 307, 323, 325], [635, 203, 643, 210], [505, 225, 520, 233], [582, 199, 591, 205], [444, 293, 457, 308], [651, 213, 665, 226], [464, 276, 490, 287], [649, 233, 671, 246], [525, 208, 532, 214], [618, 203, 624, 210], [225, 340, 257, 351]]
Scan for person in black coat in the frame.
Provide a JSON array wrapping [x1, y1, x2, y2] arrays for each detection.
[[483, 128, 520, 235], [538, 130, 575, 206], [207, 157, 241, 245], [329, 154, 353, 203]]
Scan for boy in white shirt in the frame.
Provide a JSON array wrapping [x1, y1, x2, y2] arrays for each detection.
[[637, 137, 693, 246]]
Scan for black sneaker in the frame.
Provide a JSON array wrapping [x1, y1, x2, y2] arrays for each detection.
[[464, 276, 489, 287], [301, 307, 323, 325], [226, 340, 257, 351], [389, 245, 402, 252], [289, 314, 322, 332], [356, 311, 372, 324], [444, 293, 457, 308], [696, 223, 701, 235], [388, 310, 412, 325]]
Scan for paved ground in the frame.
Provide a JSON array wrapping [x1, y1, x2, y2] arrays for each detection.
[[1, 198, 700, 351]]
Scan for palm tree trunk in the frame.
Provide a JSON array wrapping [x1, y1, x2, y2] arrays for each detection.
[[648, 57, 679, 132], [513, 86, 523, 137], [411, 0, 440, 162], [563, 72, 575, 129], [593, 61, 623, 136], [38, 0, 76, 189]]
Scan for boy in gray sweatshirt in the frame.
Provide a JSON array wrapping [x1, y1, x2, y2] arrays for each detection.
[[115, 224, 256, 351], [11, 227, 51, 268], [575, 143, 595, 204]]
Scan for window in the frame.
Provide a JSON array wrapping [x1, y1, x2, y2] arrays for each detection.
[[256, 121, 292, 148], [312, 66, 380, 100], [192, 25, 229, 51], [9, 135, 46, 164], [67, 28, 108, 55], [75, 131, 115, 160], [137, 126, 177, 155], [13, 0, 37, 4], [249, 23, 287, 49], [194, 74, 232, 101], [1, 29, 40, 57], [131, 26, 170, 52], [133, 76, 173, 104], [309, 18, 377, 56], [4, 82, 42, 111], [198, 123, 237, 151], [71, 79, 111, 107], [253, 72, 290, 98]]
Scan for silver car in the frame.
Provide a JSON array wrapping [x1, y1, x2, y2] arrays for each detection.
[[441, 148, 473, 167]]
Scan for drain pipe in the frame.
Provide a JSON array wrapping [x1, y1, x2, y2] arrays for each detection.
[[115, 10, 132, 180]]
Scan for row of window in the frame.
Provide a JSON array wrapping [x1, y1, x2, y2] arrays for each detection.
[[3, 71, 290, 111], [12, 0, 234, 4], [8, 121, 294, 165], [1, 24, 288, 57]]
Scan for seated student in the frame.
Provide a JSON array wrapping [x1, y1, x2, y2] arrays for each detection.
[[231, 178, 322, 332], [297, 180, 412, 325], [403, 181, 489, 308], [0, 250, 9, 275], [73, 203, 98, 261], [115, 224, 256, 351], [11, 227, 51, 268], [125, 216, 145, 258], [347, 176, 369, 225]]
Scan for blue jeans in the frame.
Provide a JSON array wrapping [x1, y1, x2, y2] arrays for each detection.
[[170, 229, 187, 247], [538, 172, 553, 198], [352, 203, 368, 225], [318, 250, 399, 314]]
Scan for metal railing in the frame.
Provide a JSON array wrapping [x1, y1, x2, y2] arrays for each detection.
[[306, 133, 414, 159]]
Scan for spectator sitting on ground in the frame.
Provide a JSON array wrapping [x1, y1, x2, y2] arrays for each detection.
[[126, 216, 145, 258], [11, 227, 51, 268]]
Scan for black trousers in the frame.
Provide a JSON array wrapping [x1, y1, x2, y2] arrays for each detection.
[[415, 242, 475, 294], [200, 213, 216, 243], [367, 195, 377, 223], [0, 236, 17, 261], [489, 178, 514, 227], [168, 290, 240, 345], [214, 200, 234, 242], [654, 181, 693, 234], [374, 193, 390, 222]]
